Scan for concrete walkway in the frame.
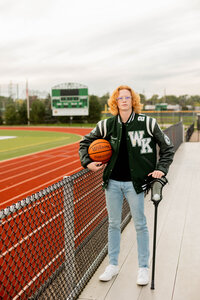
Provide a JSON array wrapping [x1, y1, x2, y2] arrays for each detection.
[[78, 142, 200, 300], [190, 130, 200, 142]]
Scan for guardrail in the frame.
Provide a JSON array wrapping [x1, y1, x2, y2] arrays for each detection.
[[164, 121, 184, 151], [185, 122, 195, 142], [0, 122, 183, 300]]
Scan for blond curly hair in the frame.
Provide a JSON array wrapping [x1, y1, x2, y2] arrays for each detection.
[[108, 85, 143, 115]]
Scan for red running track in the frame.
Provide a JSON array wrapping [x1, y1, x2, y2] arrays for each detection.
[[0, 127, 92, 209]]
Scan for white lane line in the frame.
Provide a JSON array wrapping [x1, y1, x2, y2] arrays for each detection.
[[1, 210, 64, 258], [74, 184, 102, 205], [0, 165, 83, 206], [0, 140, 80, 165], [0, 149, 77, 176], [12, 248, 65, 300], [0, 155, 78, 183], [10, 199, 103, 300], [2, 206, 105, 257], [0, 159, 80, 193], [75, 207, 106, 240], [1, 192, 59, 225]]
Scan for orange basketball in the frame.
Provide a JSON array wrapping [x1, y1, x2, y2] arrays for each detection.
[[88, 139, 112, 164]]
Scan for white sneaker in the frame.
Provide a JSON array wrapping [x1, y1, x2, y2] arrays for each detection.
[[99, 265, 119, 281], [137, 268, 149, 285]]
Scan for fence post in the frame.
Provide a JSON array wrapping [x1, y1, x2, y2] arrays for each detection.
[[63, 176, 75, 296]]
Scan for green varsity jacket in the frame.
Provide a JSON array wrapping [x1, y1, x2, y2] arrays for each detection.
[[79, 112, 174, 193]]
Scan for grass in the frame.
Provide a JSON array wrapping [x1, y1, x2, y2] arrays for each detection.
[[0, 130, 81, 161]]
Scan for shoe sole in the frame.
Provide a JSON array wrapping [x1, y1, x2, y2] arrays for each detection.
[[99, 272, 119, 282], [137, 281, 149, 286]]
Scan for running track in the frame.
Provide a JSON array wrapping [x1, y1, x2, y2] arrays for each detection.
[[0, 127, 92, 209]]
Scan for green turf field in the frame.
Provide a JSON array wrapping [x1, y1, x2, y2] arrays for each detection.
[[0, 130, 81, 161]]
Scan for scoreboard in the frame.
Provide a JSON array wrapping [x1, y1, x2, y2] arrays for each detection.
[[51, 83, 89, 116]]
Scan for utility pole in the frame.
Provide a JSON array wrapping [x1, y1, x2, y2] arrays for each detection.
[[26, 80, 30, 125]]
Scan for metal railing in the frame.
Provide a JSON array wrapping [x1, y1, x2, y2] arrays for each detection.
[[185, 122, 195, 142], [164, 121, 184, 151], [0, 122, 183, 300]]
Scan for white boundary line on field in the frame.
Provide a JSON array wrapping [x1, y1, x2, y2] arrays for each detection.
[[0, 125, 93, 164], [0, 139, 82, 164], [0, 136, 17, 140]]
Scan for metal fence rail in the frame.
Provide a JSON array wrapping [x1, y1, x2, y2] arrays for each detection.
[[185, 122, 195, 142], [164, 121, 183, 151], [0, 122, 183, 300]]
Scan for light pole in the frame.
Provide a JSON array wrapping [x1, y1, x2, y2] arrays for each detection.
[[26, 80, 30, 125]]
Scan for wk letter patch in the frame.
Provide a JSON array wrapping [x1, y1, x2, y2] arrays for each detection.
[[128, 130, 153, 154]]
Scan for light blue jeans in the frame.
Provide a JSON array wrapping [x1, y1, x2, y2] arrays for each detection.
[[105, 179, 149, 268]]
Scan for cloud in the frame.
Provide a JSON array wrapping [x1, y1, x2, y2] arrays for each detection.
[[0, 0, 200, 98]]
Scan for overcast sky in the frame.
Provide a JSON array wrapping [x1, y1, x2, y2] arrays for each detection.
[[0, 0, 200, 98]]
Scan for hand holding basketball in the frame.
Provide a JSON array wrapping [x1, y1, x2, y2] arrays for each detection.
[[87, 161, 103, 172]]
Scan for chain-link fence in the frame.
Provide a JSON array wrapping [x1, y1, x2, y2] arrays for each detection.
[[103, 111, 199, 126], [1, 122, 183, 300], [142, 111, 197, 126], [0, 168, 131, 300]]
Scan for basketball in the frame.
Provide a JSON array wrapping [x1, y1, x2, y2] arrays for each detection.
[[88, 139, 112, 164]]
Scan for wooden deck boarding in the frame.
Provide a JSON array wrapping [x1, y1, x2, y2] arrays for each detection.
[[78, 141, 200, 300]]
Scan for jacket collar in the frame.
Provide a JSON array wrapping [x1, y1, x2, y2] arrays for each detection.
[[118, 111, 135, 124]]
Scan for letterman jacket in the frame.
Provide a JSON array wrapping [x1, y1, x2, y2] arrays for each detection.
[[79, 112, 174, 194]]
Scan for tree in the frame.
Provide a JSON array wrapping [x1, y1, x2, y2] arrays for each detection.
[[5, 103, 17, 125], [177, 95, 188, 108], [0, 96, 7, 113], [187, 95, 200, 107], [30, 100, 45, 124], [190, 95, 200, 103], [162, 95, 178, 105], [0, 111, 3, 125], [17, 101, 28, 124], [41, 96, 57, 124], [99, 93, 110, 110], [87, 95, 102, 123], [139, 94, 146, 104], [145, 94, 160, 105], [149, 94, 160, 104]]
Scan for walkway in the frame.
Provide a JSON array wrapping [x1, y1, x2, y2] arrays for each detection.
[[190, 130, 200, 142], [78, 141, 200, 300]]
